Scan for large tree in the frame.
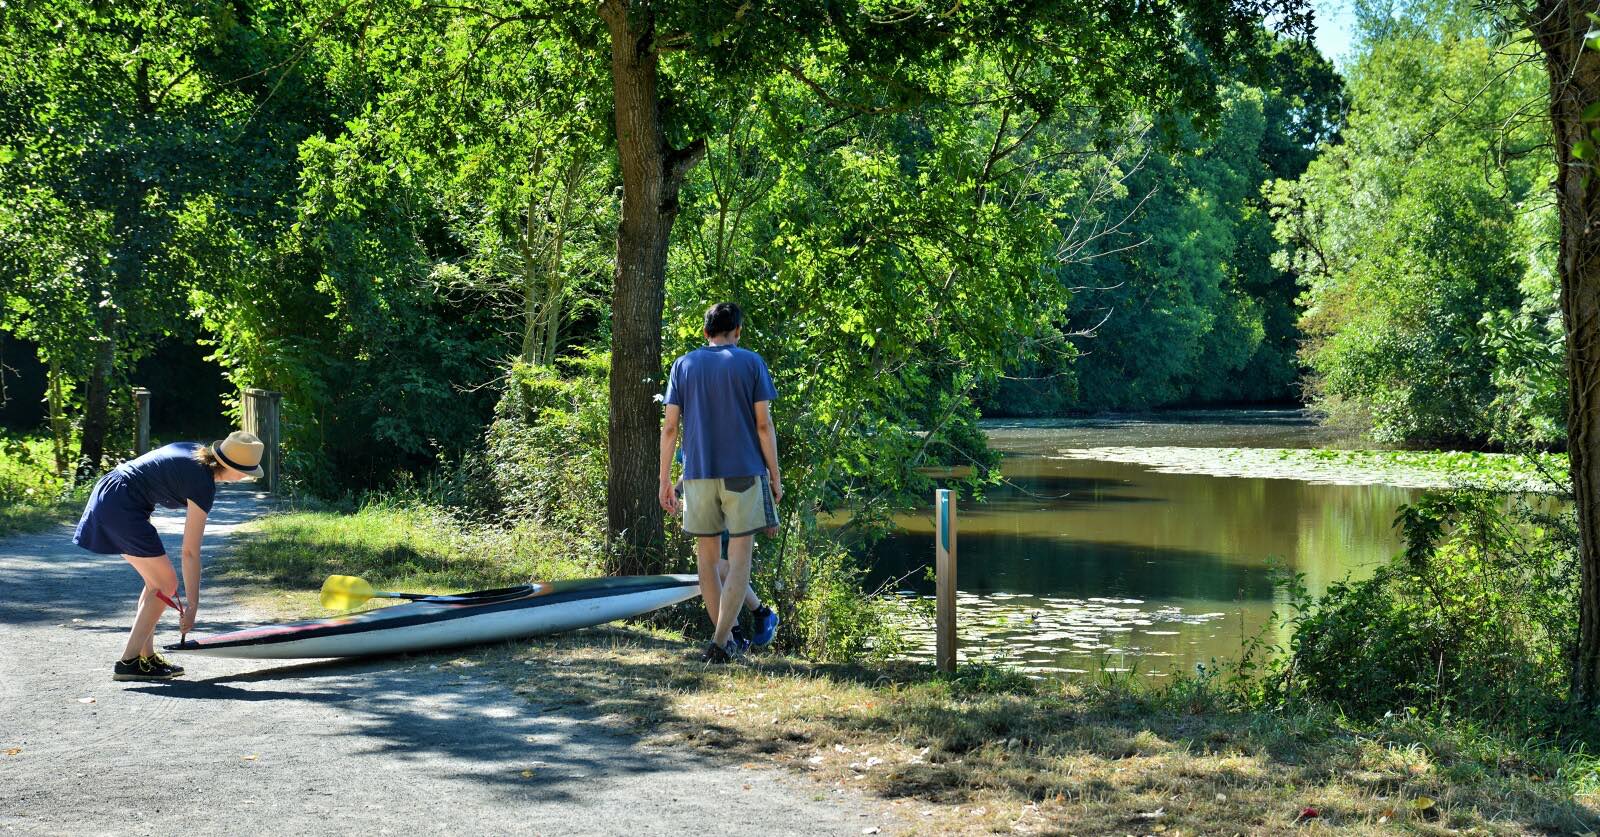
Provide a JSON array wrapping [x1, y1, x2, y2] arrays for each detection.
[[1520, 0, 1600, 703], [302, 0, 1309, 572], [592, 0, 1312, 571]]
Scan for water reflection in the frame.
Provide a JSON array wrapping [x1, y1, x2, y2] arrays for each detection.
[[865, 416, 1416, 678]]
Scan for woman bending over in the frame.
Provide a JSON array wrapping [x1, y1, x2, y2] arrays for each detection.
[[73, 431, 263, 681]]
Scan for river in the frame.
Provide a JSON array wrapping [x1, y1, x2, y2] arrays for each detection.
[[865, 410, 1416, 679]]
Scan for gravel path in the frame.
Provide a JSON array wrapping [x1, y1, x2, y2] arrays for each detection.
[[0, 486, 889, 836]]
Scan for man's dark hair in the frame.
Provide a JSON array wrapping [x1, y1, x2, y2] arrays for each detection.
[[704, 302, 743, 337]]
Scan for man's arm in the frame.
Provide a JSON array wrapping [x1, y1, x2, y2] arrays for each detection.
[[754, 400, 782, 504], [659, 403, 682, 513]]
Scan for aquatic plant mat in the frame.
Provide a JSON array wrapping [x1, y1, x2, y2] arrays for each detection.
[[1051, 447, 1567, 492], [483, 627, 1600, 835]]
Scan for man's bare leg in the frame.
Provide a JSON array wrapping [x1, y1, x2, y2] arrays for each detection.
[[695, 536, 725, 627], [714, 535, 754, 646], [716, 559, 761, 611]]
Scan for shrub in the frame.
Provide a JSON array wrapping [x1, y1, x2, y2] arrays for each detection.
[[0, 432, 67, 506], [483, 354, 609, 539], [756, 521, 908, 662], [1271, 490, 1578, 735]]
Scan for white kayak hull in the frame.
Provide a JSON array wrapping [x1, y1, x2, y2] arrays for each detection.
[[165, 574, 700, 659]]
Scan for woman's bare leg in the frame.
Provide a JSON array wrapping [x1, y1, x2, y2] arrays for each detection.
[[129, 586, 155, 657], [121, 554, 177, 662]]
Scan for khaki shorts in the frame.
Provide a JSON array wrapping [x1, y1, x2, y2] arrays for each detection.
[[682, 475, 778, 537]]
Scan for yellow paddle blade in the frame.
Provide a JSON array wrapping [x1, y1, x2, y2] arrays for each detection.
[[320, 575, 375, 610]]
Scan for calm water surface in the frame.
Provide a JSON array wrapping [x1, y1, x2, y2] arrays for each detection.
[[865, 411, 1415, 678]]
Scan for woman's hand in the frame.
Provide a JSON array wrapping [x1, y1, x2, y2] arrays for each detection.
[[179, 598, 197, 635]]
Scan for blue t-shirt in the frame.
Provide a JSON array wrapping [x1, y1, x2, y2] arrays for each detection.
[[664, 344, 777, 480], [116, 442, 217, 514]]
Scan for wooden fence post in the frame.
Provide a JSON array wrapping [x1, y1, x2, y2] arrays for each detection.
[[936, 488, 958, 673], [241, 388, 283, 492], [132, 387, 151, 456]]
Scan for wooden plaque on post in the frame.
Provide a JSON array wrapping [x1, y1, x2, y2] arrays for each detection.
[[936, 488, 958, 673]]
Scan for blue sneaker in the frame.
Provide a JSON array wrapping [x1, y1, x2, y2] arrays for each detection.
[[751, 605, 779, 647], [730, 625, 753, 653]]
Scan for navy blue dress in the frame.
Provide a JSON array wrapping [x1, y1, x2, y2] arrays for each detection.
[[73, 443, 217, 558]]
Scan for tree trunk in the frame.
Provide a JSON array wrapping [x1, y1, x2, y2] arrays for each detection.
[[77, 334, 115, 478], [1534, 0, 1600, 704], [47, 356, 69, 476], [599, 0, 705, 574], [518, 189, 545, 366]]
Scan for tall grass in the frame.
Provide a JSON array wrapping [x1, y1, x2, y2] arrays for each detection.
[[0, 431, 86, 537], [225, 497, 604, 597]]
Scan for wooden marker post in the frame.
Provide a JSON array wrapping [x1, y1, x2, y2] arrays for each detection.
[[936, 488, 958, 673], [132, 387, 151, 456], [241, 388, 283, 492]]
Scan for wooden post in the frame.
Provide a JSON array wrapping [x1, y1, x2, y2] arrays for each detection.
[[936, 488, 958, 673], [132, 387, 151, 456], [241, 388, 283, 492]]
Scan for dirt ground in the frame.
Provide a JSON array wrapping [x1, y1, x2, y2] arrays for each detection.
[[0, 485, 894, 836]]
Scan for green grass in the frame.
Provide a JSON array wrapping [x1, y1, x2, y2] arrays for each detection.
[[0, 496, 86, 537], [0, 432, 86, 538], [221, 499, 605, 613]]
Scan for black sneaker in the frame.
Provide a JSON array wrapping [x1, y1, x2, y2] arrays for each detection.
[[701, 641, 731, 664], [700, 638, 745, 664], [113, 656, 177, 682], [730, 626, 753, 653], [144, 654, 184, 677]]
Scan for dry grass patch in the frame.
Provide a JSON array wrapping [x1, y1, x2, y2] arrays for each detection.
[[481, 627, 1600, 835]]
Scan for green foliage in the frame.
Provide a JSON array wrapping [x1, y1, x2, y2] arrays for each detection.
[[0, 0, 327, 463], [756, 525, 909, 663], [0, 432, 72, 506], [0, 431, 88, 536], [1065, 88, 1275, 409], [987, 36, 1344, 413], [484, 356, 610, 539], [1264, 491, 1580, 736], [1270, 12, 1558, 445]]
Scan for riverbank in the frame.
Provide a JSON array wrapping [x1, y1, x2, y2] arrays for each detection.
[[219, 502, 1600, 834], [481, 628, 1600, 835]]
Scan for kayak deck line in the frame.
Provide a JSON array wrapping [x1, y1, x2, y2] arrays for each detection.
[[164, 574, 700, 659]]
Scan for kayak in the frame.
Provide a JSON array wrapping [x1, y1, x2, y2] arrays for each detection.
[[164, 574, 700, 659]]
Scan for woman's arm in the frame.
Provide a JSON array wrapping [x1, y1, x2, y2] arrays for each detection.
[[180, 500, 207, 631]]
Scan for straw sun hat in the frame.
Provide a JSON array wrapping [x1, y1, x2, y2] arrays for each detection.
[[211, 430, 266, 478]]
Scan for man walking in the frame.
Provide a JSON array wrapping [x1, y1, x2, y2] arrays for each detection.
[[659, 302, 782, 662]]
